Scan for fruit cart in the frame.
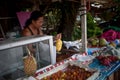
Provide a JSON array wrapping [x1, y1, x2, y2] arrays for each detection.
[[15, 45, 120, 80]]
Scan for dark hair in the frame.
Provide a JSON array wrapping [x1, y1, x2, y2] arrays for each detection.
[[24, 10, 44, 28]]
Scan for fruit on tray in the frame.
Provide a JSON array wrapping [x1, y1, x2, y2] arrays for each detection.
[[56, 39, 62, 52], [96, 55, 118, 66], [109, 41, 116, 47], [91, 39, 98, 46], [100, 57, 112, 66], [41, 65, 94, 80], [99, 38, 107, 46], [107, 56, 119, 62], [90, 38, 99, 47], [96, 55, 104, 60]]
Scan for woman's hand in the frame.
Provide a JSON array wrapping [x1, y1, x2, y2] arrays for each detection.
[[54, 33, 62, 40]]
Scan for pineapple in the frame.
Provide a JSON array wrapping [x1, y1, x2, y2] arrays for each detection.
[[23, 55, 37, 76], [56, 39, 62, 52], [23, 47, 37, 76]]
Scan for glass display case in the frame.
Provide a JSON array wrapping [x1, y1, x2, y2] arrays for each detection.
[[0, 35, 56, 79]]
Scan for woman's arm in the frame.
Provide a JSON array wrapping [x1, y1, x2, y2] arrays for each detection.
[[22, 29, 36, 55], [54, 33, 62, 41]]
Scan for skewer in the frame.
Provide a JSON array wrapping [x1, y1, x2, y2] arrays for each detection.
[[26, 46, 31, 55], [0, 24, 6, 39]]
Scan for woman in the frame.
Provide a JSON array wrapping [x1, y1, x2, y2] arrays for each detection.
[[22, 10, 61, 55], [22, 10, 44, 37]]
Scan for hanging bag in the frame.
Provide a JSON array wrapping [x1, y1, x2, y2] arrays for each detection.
[[23, 47, 37, 76]]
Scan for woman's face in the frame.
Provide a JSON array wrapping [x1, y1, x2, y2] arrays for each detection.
[[32, 17, 44, 29]]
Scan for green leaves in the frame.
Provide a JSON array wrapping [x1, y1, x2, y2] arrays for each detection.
[[72, 26, 81, 41], [87, 12, 102, 38]]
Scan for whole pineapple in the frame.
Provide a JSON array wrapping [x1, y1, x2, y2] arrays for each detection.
[[23, 47, 37, 76], [23, 55, 37, 76]]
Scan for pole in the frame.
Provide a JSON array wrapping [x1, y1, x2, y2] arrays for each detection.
[[81, 0, 87, 54]]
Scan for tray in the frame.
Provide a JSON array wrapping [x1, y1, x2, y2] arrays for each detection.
[[35, 55, 100, 80]]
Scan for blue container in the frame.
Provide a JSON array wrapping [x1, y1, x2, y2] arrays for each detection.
[[87, 48, 100, 55]]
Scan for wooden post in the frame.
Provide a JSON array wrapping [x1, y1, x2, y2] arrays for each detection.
[[81, 0, 87, 53]]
